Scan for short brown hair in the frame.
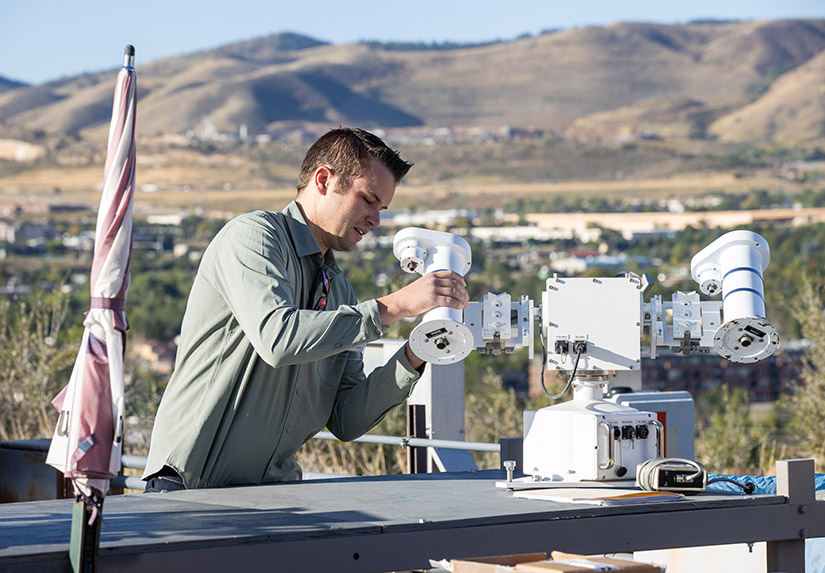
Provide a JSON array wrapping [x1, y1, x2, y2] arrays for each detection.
[[296, 127, 413, 193]]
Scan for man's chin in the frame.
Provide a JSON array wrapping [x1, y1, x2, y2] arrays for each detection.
[[348, 231, 366, 249], [332, 239, 358, 252], [329, 230, 364, 252]]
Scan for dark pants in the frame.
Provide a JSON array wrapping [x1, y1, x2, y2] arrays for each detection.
[[144, 467, 187, 493]]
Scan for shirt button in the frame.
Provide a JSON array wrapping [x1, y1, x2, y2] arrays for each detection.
[[286, 427, 292, 434], [295, 387, 301, 396], [335, 342, 342, 348]]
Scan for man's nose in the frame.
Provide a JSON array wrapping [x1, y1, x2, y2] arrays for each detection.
[[367, 209, 380, 228]]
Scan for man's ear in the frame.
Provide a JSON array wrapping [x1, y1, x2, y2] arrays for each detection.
[[314, 166, 333, 195]]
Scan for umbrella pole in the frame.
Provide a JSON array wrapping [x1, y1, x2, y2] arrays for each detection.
[[69, 495, 103, 572]]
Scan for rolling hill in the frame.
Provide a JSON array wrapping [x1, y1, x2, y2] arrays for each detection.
[[1, 20, 824, 147], [0, 75, 26, 93], [709, 48, 825, 146]]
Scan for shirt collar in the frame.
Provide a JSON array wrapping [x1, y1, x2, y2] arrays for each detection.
[[282, 201, 341, 274]]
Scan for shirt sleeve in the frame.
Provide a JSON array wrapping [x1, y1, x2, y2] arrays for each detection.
[[326, 344, 422, 441], [203, 214, 384, 368]]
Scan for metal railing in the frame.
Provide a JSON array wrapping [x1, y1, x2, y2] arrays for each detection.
[[114, 455, 148, 491], [312, 431, 500, 452], [111, 432, 500, 491]]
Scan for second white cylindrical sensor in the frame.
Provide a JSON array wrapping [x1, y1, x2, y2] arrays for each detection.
[[690, 230, 779, 363]]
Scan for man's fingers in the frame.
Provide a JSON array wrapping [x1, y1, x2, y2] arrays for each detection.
[[437, 282, 468, 307], [433, 277, 464, 294], [436, 295, 462, 309], [437, 277, 460, 292], [431, 270, 466, 287]]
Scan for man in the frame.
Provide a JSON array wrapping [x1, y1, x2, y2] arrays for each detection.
[[143, 127, 468, 490]]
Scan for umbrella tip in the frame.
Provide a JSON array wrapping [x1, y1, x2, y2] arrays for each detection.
[[123, 45, 135, 69]]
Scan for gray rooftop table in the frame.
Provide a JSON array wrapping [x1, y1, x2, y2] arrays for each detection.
[[2, 461, 823, 572]]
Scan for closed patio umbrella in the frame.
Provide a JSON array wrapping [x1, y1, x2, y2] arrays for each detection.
[[46, 44, 137, 572]]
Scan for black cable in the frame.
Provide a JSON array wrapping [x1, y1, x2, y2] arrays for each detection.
[[541, 339, 584, 400], [707, 477, 756, 494]]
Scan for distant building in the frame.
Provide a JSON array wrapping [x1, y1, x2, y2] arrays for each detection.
[[133, 226, 178, 252], [0, 202, 49, 218], [641, 344, 806, 403], [0, 202, 84, 218], [469, 226, 583, 245], [523, 208, 825, 240], [528, 343, 808, 402], [382, 209, 475, 228], [61, 231, 95, 251], [0, 139, 46, 162], [0, 221, 55, 247]]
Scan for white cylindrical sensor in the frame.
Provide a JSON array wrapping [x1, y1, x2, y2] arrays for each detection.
[[393, 228, 473, 364], [719, 242, 767, 321], [690, 230, 779, 363]]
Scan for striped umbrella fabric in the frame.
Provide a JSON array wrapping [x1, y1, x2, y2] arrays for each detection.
[[47, 46, 137, 508]]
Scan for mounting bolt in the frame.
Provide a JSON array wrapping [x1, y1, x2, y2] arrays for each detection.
[[504, 460, 516, 483]]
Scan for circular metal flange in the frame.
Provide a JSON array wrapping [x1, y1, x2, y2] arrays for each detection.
[[713, 317, 779, 363], [409, 319, 474, 365]]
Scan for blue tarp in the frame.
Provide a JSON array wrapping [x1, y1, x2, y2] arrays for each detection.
[[706, 473, 825, 495]]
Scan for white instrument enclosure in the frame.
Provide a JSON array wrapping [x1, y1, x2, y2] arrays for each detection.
[[543, 276, 643, 373], [523, 401, 660, 482]]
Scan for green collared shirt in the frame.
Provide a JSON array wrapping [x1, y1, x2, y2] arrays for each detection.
[[143, 202, 421, 488]]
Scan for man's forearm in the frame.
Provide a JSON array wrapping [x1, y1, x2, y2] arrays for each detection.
[[404, 342, 425, 371], [376, 294, 406, 327]]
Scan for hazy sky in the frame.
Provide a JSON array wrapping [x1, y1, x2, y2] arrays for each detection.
[[2, 0, 824, 84]]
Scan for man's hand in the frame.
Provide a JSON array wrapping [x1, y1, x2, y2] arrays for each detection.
[[378, 270, 469, 370], [376, 270, 469, 328]]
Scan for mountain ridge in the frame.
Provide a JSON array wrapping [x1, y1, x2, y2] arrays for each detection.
[[1, 23, 824, 146], [0, 75, 27, 93]]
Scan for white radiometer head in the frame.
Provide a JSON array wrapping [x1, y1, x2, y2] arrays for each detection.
[[392, 228, 474, 364], [392, 228, 472, 276], [690, 230, 779, 363], [691, 230, 770, 296]]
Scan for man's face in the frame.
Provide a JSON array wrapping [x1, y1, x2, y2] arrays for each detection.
[[317, 159, 396, 253]]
